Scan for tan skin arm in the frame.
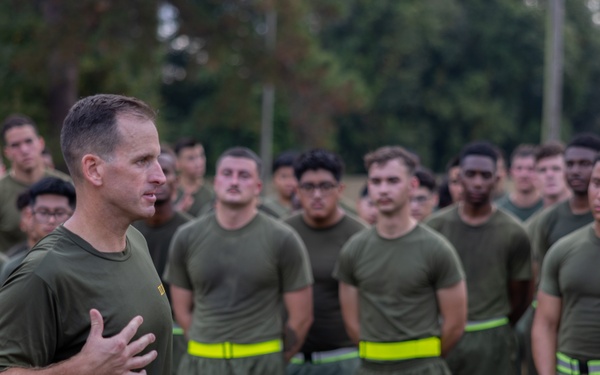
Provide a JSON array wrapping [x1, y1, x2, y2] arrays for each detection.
[[170, 285, 194, 337], [436, 280, 467, 356], [532, 291, 562, 375], [283, 286, 313, 362], [4, 309, 157, 375], [339, 282, 360, 345]]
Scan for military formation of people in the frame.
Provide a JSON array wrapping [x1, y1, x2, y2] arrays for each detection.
[[0, 94, 598, 375]]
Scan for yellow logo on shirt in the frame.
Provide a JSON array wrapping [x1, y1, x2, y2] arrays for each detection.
[[158, 284, 165, 295]]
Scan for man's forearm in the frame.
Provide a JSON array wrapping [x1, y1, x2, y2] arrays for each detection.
[[283, 315, 312, 361], [532, 319, 557, 375], [440, 320, 464, 357]]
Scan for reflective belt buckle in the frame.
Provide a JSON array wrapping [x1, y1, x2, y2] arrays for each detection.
[[188, 339, 282, 359], [359, 337, 441, 361], [557, 352, 600, 375]]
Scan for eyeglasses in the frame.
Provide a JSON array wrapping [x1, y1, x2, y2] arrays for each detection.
[[410, 195, 430, 204], [298, 182, 338, 195], [32, 210, 72, 223]]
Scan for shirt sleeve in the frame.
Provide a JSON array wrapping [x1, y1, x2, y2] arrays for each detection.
[[430, 236, 465, 290], [279, 229, 313, 292], [0, 269, 59, 370], [539, 243, 563, 297], [163, 225, 193, 290]]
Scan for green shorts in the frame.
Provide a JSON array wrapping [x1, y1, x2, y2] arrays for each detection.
[[287, 357, 360, 375], [177, 352, 285, 375], [356, 357, 450, 375], [446, 324, 517, 375]]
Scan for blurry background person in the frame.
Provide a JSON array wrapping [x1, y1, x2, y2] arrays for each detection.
[[497, 144, 543, 221], [356, 184, 377, 225], [410, 166, 439, 222], [174, 137, 214, 217], [0, 177, 75, 284], [262, 150, 299, 218]]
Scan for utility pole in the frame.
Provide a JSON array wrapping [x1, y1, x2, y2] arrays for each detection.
[[541, 0, 564, 142], [260, 8, 277, 186]]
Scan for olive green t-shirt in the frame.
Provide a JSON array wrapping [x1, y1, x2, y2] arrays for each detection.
[[133, 211, 192, 302], [540, 224, 600, 360], [0, 169, 71, 254], [164, 212, 313, 344], [496, 195, 543, 222], [334, 224, 464, 342], [262, 196, 294, 219], [527, 200, 593, 264], [175, 184, 215, 217], [0, 225, 172, 374], [285, 213, 366, 353], [425, 206, 531, 321]]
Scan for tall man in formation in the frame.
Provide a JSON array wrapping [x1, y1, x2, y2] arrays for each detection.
[[426, 141, 531, 375], [285, 149, 367, 375], [165, 147, 313, 375], [335, 145, 467, 375]]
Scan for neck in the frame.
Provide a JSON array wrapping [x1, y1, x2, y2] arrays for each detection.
[[215, 201, 258, 230], [510, 189, 541, 208], [303, 207, 344, 229], [179, 175, 204, 192], [10, 164, 46, 185], [144, 201, 175, 227], [594, 221, 600, 238], [459, 201, 495, 226], [543, 189, 571, 208], [62, 193, 131, 252], [277, 194, 294, 209], [569, 193, 590, 215], [375, 208, 417, 239]]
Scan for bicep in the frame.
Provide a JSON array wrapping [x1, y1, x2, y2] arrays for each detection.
[[283, 285, 312, 319], [534, 290, 561, 327], [170, 285, 193, 313], [436, 281, 467, 322], [339, 282, 359, 319]]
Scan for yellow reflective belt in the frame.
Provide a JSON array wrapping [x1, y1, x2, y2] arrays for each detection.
[[465, 317, 509, 332], [188, 339, 282, 359], [359, 337, 440, 361]]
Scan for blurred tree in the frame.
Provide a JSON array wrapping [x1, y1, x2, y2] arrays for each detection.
[[0, 0, 161, 168], [160, 0, 368, 172]]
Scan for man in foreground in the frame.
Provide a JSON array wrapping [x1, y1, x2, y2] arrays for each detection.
[[0, 94, 172, 374]]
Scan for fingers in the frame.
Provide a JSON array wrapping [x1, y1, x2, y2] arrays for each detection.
[[126, 349, 158, 371], [118, 315, 145, 344], [126, 332, 156, 358], [88, 308, 104, 339]]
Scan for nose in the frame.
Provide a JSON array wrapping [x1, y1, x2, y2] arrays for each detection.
[[151, 160, 166, 186]]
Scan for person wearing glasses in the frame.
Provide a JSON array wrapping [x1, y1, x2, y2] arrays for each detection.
[[335, 145, 466, 375], [0, 176, 75, 284], [165, 147, 313, 375], [410, 167, 439, 222], [0, 115, 70, 254], [284, 149, 367, 375]]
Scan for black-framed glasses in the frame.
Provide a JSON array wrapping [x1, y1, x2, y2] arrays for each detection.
[[298, 182, 338, 195], [32, 210, 72, 223]]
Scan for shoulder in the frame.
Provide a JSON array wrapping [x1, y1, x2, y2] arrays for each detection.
[[425, 205, 458, 226], [549, 224, 592, 255], [44, 168, 72, 182], [341, 212, 369, 231]]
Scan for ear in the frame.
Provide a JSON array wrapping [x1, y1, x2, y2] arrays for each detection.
[[410, 176, 419, 189], [338, 182, 346, 194], [81, 154, 104, 186], [38, 136, 45, 151], [255, 180, 263, 196], [431, 193, 439, 208]]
